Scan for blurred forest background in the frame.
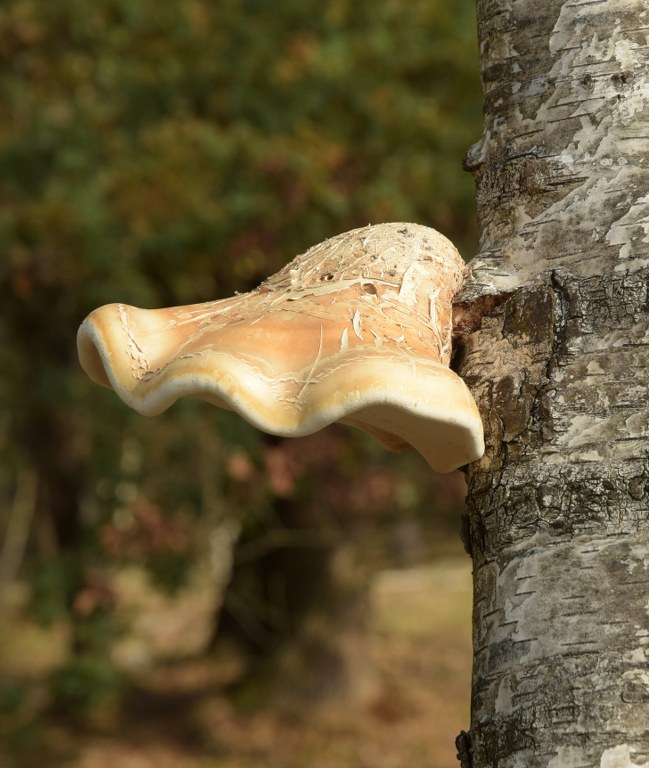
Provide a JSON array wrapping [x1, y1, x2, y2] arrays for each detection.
[[0, 1, 482, 766]]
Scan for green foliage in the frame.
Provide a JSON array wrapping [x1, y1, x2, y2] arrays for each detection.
[[28, 556, 75, 625], [0, 0, 481, 715], [48, 655, 123, 713], [0, 680, 39, 758], [1, 0, 480, 307]]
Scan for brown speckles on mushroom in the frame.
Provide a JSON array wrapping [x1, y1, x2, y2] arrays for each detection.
[[78, 223, 484, 472]]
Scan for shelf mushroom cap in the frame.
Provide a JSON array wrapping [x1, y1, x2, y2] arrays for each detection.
[[78, 223, 484, 473]]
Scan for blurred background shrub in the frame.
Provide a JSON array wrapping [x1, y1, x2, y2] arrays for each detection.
[[0, 0, 481, 764]]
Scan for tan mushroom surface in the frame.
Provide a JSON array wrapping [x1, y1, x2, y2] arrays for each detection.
[[78, 223, 484, 473]]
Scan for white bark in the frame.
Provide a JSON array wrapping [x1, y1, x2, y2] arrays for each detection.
[[456, 1, 649, 765]]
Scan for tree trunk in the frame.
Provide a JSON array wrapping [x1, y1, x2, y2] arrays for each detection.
[[456, 1, 649, 764]]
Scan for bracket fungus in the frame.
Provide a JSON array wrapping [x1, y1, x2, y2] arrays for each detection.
[[78, 223, 484, 473]]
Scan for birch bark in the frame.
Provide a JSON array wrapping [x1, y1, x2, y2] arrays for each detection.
[[455, 1, 649, 765]]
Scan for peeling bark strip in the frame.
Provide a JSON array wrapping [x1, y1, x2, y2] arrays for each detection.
[[458, 0, 649, 765]]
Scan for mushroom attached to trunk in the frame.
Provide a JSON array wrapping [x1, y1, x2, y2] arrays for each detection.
[[78, 223, 484, 473]]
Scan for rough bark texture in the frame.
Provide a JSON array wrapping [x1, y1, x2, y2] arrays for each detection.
[[455, 1, 649, 765]]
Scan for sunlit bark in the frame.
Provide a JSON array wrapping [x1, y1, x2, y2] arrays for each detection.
[[456, 1, 649, 764]]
